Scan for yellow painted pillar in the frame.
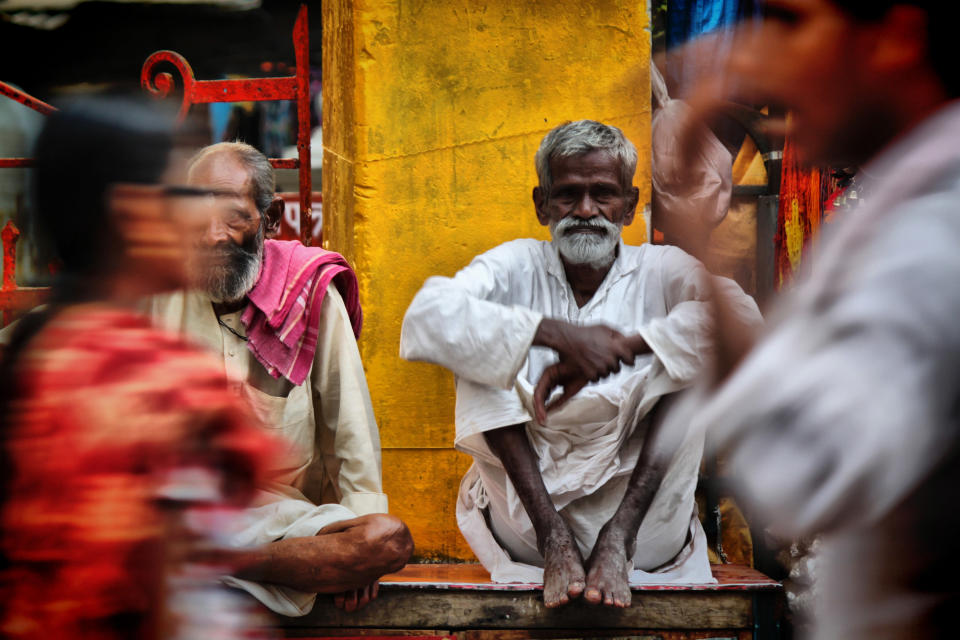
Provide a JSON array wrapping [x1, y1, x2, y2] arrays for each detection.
[[324, 0, 650, 560]]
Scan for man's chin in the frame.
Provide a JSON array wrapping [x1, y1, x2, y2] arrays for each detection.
[[557, 246, 617, 270]]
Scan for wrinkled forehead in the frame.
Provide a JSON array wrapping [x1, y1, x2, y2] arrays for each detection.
[[187, 151, 254, 201], [549, 149, 624, 185]]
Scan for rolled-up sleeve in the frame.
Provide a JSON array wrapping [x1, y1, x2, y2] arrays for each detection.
[[400, 244, 543, 390], [638, 246, 762, 383]]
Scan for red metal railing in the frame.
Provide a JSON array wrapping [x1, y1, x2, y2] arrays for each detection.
[[0, 3, 316, 326], [140, 3, 314, 244], [0, 82, 55, 169], [1, 222, 48, 327]]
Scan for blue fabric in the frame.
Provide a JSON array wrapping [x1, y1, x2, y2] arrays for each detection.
[[667, 0, 744, 49]]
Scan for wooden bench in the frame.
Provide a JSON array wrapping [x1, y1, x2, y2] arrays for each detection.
[[275, 563, 783, 640]]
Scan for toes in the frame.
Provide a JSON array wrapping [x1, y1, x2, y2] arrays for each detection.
[[543, 593, 563, 608], [584, 587, 602, 604], [543, 584, 569, 608], [567, 579, 585, 598]]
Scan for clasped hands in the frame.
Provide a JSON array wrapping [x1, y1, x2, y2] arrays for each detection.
[[532, 319, 650, 424]]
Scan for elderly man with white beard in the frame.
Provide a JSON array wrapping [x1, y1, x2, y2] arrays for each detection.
[[147, 142, 412, 617], [401, 120, 761, 608]]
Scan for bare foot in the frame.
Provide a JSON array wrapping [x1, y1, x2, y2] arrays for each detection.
[[584, 527, 632, 607], [540, 523, 586, 608]]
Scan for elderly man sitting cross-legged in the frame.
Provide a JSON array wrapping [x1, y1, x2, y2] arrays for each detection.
[[147, 142, 412, 616], [400, 120, 761, 608]]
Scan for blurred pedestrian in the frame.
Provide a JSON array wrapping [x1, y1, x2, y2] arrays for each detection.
[[0, 97, 276, 639], [669, 2, 960, 638]]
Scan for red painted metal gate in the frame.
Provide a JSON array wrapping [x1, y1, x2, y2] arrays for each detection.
[[0, 2, 316, 327]]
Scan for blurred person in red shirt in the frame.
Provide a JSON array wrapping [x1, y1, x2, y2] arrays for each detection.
[[0, 97, 277, 639]]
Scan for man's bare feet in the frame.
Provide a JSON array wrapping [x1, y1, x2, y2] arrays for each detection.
[[540, 522, 587, 608], [584, 526, 633, 607]]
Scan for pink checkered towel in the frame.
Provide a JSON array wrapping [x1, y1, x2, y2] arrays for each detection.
[[242, 239, 362, 385]]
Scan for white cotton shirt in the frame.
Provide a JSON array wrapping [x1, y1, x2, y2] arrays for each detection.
[[401, 239, 761, 583], [148, 284, 387, 517], [148, 285, 387, 616]]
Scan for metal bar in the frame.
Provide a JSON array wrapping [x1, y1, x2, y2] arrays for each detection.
[[142, 50, 298, 122], [0, 81, 56, 116], [755, 195, 779, 309], [0, 159, 35, 168], [140, 3, 314, 247], [270, 158, 299, 170], [188, 77, 297, 104], [293, 3, 312, 246], [2, 221, 20, 291], [732, 185, 770, 197], [0, 84, 55, 175]]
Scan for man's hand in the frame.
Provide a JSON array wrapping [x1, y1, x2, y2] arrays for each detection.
[[533, 331, 651, 423], [534, 319, 635, 382], [533, 361, 589, 424], [333, 581, 379, 612]]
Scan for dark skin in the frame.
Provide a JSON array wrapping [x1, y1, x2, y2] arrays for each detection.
[[483, 150, 673, 607], [188, 152, 282, 316], [189, 150, 414, 611], [538, 11, 953, 604]]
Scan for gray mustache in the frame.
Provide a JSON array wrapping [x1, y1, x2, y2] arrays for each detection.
[[557, 218, 614, 236]]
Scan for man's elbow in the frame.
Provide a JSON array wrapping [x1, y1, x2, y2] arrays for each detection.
[[361, 513, 414, 574]]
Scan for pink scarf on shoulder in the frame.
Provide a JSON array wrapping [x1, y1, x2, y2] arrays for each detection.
[[241, 239, 362, 386]]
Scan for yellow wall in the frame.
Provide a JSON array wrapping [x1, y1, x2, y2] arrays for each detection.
[[323, 0, 651, 560]]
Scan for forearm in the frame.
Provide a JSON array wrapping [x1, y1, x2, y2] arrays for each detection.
[[707, 276, 759, 385], [483, 424, 565, 549], [230, 528, 392, 593], [532, 317, 568, 350], [623, 333, 650, 358], [230, 539, 360, 593]]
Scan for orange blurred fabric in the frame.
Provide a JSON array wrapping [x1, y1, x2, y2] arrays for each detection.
[[776, 132, 822, 289]]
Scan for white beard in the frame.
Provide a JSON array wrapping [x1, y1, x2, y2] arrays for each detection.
[[550, 216, 622, 269], [192, 226, 264, 303]]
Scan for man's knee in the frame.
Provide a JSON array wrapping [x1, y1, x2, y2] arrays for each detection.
[[361, 513, 414, 573]]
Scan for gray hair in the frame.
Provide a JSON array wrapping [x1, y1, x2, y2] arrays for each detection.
[[535, 120, 638, 196], [188, 141, 275, 217]]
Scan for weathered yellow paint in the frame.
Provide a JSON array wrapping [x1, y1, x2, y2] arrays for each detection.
[[324, 0, 650, 560]]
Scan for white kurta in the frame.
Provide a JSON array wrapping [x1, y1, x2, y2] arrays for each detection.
[[688, 100, 960, 639], [401, 239, 761, 583], [148, 284, 386, 616]]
